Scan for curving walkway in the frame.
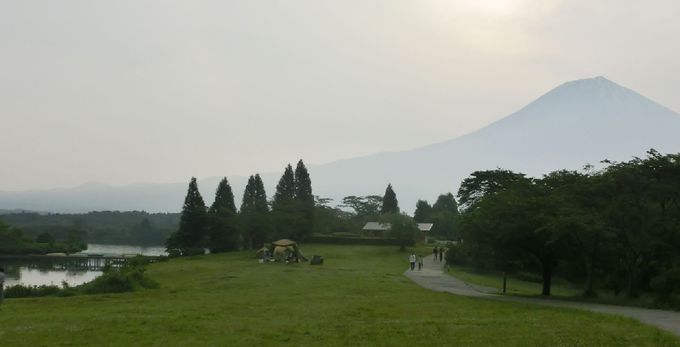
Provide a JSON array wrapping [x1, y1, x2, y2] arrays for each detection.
[[405, 255, 680, 338]]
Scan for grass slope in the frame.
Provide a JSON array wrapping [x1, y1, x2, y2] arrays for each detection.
[[0, 245, 677, 346]]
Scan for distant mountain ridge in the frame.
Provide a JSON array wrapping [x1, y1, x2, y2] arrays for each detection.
[[2, 77, 679, 213]]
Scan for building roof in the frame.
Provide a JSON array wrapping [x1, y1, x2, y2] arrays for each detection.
[[362, 222, 390, 231], [362, 222, 433, 232]]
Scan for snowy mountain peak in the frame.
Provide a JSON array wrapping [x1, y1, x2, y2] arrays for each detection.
[[508, 77, 677, 122]]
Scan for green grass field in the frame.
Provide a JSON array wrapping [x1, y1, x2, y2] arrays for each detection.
[[1, 245, 678, 346]]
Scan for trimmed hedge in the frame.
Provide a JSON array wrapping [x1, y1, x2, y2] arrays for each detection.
[[307, 235, 411, 246]]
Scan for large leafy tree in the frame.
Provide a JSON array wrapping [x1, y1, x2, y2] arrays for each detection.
[[456, 171, 565, 296], [341, 195, 383, 219], [208, 177, 239, 252], [381, 184, 399, 214], [414, 200, 432, 222], [379, 213, 419, 251], [457, 169, 527, 211], [430, 193, 459, 239], [166, 177, 208, 255]]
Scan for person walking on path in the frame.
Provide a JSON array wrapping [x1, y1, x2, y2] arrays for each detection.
[[438, 247, 444, 262], [418, 255, 423, 271], [432, 247, 438, 262], [409, 253, 417, 271], [0, 267, 5, 309]]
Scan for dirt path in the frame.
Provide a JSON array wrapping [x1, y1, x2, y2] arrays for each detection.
[[405, 255, 680, 337]]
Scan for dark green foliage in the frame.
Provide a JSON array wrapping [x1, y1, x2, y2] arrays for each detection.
[[457, 169, 527, 211], [430, 193, 459, 239], [208, 177, 239, 252], [651, 266, 680, 309], [240, 174, 271, 249], [0, 220, 84, 254], [294, 160, 313, 203], [341, 195, 383, 220], [5, 257, 157, 298], [210, 177, 237, 214], [4, 284, 64, 298], [379, 213, 418, 251], [312, 197, 355, 235], [271, 161, 316, 241], [306, 235, 408, 246], [81, 257, 159, 294], [35, 232, 55, 244], [166, 177, 208, 255], [413, 200, 432, 222], [453, 150, 680, 305], [293, 160, 314, 240], [273, 164, 296, 207], [380, 184, 399, 214], [0, 211, 179, 245]]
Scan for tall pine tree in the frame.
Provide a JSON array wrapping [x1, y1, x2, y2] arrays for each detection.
[[294, 160, 314, 240], [166, 177, 208, 255], [208, 177, 239, 252], [273, 164, 296, 209], [210, 177, 236, 213], [381, 183, 399, 214], [241, 174, 270, 249], [272, 163, 303, 240], [253, 174, 269, 213]]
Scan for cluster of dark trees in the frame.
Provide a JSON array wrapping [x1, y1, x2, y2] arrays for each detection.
[[450, 150, 680, 307], [0, 220, 84, 254], [0, 211, 179, 246], [166, 160, 315, 255], [414, 193, 459, 239]]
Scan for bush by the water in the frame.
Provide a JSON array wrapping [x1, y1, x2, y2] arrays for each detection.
[[4, 257, 158, 299], [80, 257, 159, 294], [4, 284, 64, 298]]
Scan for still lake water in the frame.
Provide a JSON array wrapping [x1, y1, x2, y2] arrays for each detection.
[[3, 244, 167, 287]]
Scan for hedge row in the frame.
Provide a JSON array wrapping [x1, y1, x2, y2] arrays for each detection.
[[307, 235, 409, 246]]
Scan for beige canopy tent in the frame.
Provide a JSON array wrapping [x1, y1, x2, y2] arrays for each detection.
[[258, 239, 308, 262]]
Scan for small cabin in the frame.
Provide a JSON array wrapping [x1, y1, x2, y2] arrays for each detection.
[[362, 222, 434, 242]]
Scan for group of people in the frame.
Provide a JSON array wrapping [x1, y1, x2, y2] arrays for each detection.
[[408, 253, 423, 271], [409, 247, 446, 271], [432, 246, 444, 262]]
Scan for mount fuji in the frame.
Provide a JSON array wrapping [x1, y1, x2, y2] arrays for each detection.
[[1, 77, 679, 213]]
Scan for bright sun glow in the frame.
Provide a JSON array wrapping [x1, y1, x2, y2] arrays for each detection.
[[463, 0, 519, 15]]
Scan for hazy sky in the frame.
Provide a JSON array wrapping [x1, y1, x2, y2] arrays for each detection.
[[1, 0, 679, 191]]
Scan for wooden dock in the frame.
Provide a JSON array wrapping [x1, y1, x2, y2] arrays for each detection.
[[0, 254, 163, 271]]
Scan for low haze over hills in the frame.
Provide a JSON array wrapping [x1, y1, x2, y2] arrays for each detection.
[[2, 77, 679, 213]]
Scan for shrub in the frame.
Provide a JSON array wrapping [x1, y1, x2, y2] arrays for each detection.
[[80, 260, 159, 295], [650, 266, 680, 309], [4, 284, 62, 298]]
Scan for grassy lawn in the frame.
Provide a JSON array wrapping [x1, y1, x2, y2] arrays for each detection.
[[1, 245, 678, 346]]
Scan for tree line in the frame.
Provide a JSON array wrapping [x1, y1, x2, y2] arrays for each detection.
[[165, 161, 460, 254], [166, 160, 315, 255], [449, 150, 680, 307], [0, 220, 85, 254], [0, 211, 178, 246]]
